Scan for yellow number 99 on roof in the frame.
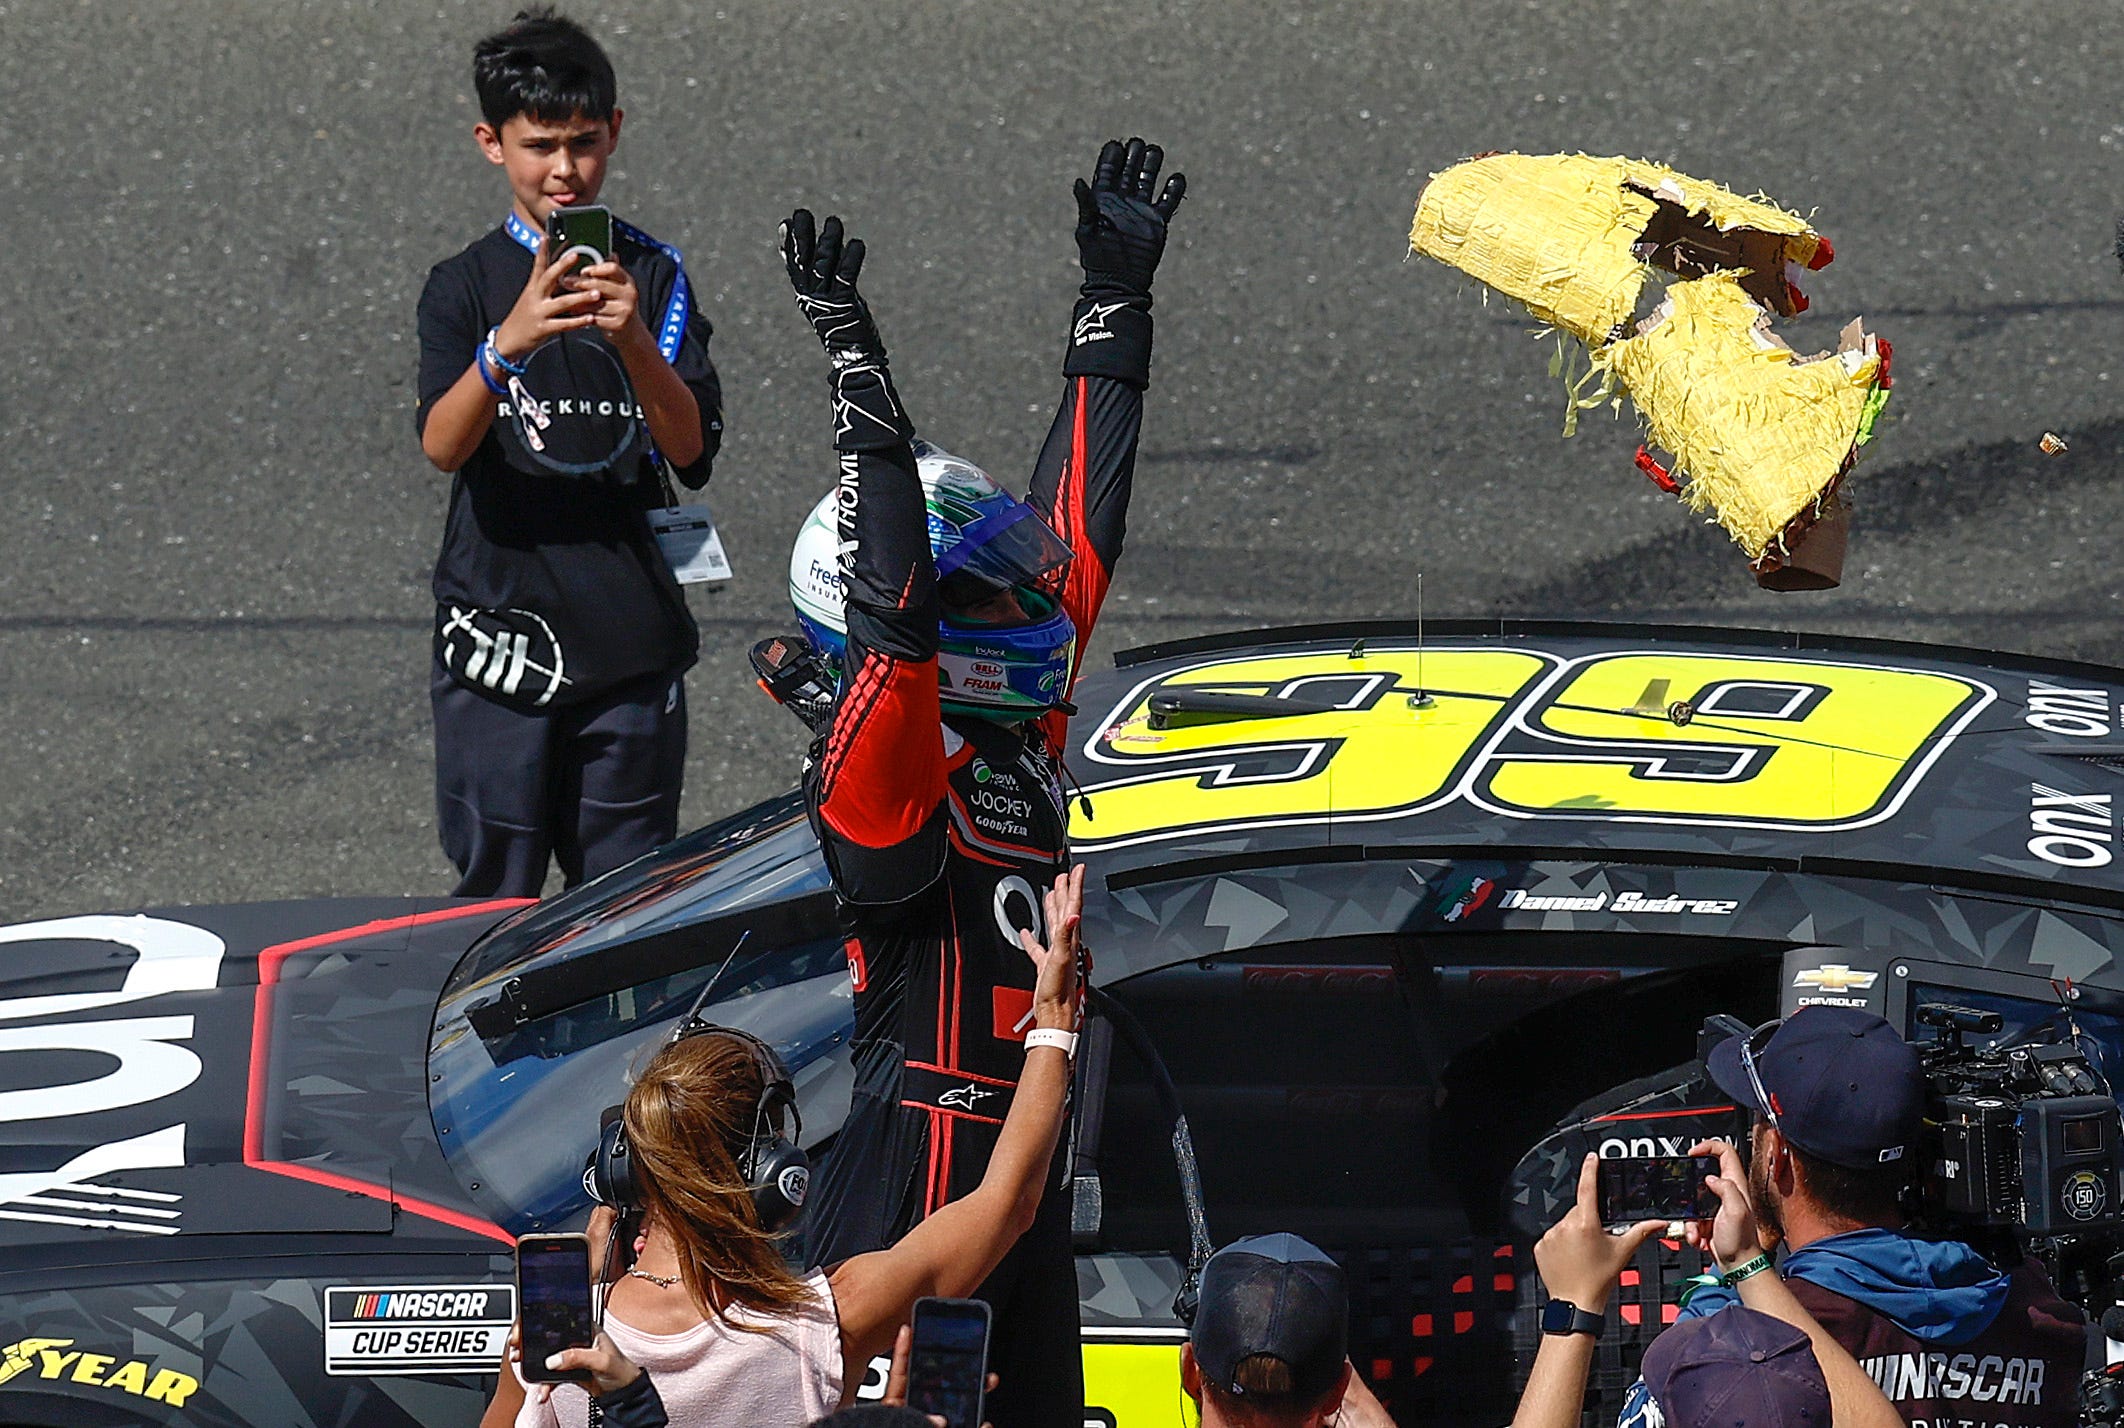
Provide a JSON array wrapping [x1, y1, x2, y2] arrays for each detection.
[[1072, 648, 1554, 851], [1478, 653, 1989, 828], [1070, 647, 1993, 851]]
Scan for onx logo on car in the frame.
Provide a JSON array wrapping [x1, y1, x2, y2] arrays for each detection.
[[0, 915, 225, 1234], [324, 1285, 516, 1376]]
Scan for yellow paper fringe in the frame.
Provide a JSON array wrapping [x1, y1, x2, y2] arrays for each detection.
[[1597, 276, 1879, 559], [1409, 153, 1819, 346], [1408, 152, 1874, 561]]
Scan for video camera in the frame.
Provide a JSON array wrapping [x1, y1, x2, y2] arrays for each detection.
[[1913, 1002, 2124, 1238]]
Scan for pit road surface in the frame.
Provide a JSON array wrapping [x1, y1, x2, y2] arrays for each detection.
[[4, 0, 2120, 916]]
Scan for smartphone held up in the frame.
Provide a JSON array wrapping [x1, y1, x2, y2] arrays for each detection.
[[517, 1232, 596, 1384], [906, 1297, 992, 1428], [547, 203, 614, 274], [1596, 1154, 1722, 1227]]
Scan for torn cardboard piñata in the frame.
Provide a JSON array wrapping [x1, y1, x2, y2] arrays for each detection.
[[1409, 152, 1891, 590]]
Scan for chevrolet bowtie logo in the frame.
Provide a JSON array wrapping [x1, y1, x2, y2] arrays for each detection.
[[1793, 963, 1878, 992]]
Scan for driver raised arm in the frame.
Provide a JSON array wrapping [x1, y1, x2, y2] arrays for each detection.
[[769, 140, 1185, 1428]]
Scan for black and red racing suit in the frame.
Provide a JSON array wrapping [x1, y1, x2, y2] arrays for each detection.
[[801, 325, 1150, 1428]]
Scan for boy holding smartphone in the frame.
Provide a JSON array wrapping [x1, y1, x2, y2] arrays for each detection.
[[415, 7, 723, 898]]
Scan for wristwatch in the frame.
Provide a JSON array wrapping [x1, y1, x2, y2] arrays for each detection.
[[1540, 1298, 1604, 1337]]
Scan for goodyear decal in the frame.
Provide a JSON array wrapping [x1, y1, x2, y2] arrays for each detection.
[[0, 1335, 198, 1407], [1073, 647, 1992, 851]]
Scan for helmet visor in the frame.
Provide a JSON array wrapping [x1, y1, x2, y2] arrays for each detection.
[[933, 501, 1074, 609]]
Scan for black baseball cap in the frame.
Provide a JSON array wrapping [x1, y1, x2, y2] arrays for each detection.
[[1706, 1005, 1922, 1169], [1190, 1234, 1348, 1402], [1643, 1307, 1831, 1428]]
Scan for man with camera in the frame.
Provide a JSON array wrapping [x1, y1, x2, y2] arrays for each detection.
[[1522, 1147, 1899, 1428], [1672, 1006, 2088, 1428]]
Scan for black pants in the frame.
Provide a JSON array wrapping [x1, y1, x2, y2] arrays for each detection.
[[431, 661, 686, 898], [978, 1174, 1084, 1428], [810, 1064, 1083, 1428]]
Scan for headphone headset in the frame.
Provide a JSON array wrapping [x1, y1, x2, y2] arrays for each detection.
[[583, 1020, 812, 1234]]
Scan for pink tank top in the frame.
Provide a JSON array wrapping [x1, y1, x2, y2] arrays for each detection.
[[514, 1271, 843, 1428]]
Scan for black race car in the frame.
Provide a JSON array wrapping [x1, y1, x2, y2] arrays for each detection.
[[5, 619, 2123, 1426]]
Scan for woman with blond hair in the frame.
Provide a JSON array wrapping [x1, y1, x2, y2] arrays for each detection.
[[484, 865, 1086, 1428]]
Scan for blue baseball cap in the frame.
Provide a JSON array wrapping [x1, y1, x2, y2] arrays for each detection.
[[1190, 1234, 1348, 1402], [1643, 1307, 1831, 1428], [1706, 1006, 1922, 1170]]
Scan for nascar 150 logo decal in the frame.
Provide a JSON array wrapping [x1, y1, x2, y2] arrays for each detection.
[[1072, 648, 1992, 851]]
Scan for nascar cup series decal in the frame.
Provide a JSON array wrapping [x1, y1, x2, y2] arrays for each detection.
[[324, 1285, 516, 1376], [1074, 646, 1991, 851]]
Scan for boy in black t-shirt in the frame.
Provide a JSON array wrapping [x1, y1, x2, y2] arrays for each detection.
[[415, 8, 722, 898]]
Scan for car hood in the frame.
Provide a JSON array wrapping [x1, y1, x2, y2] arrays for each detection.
[[0, 896, 526, 1265]]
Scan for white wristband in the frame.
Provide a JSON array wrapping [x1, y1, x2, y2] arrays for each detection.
[[1024, 1028, 1078, 1059]]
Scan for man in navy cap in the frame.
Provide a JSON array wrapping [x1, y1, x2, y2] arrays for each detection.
[[1181, 1234, 1392, 1428], [1516, 1144, 1900, 1428], [1675, 1006, 2088, 1428]]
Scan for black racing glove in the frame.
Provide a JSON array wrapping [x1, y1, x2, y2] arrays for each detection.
[[1065, 138, 1186, 386], [781, 208, 913, 451]]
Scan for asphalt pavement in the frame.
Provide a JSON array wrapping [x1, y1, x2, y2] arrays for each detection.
[[3, 0, 2120, 918]]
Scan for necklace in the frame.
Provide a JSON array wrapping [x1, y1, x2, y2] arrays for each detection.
[[626, 1266, 682, 1288]]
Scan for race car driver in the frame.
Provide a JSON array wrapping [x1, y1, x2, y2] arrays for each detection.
[[763, 138, 1185, 1428]]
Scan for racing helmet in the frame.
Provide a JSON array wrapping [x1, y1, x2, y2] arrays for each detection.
[[788, 440, 1077, 719]]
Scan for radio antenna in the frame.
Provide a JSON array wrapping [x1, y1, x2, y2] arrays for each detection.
[[1410, 572, 1435, 710], [672, 929, 752, 1041]]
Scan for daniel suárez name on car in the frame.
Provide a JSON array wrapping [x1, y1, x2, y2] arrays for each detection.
[[1498, 888, 1738, 915]]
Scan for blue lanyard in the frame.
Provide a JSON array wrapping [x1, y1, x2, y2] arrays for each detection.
[[501, 211, 691, 366]]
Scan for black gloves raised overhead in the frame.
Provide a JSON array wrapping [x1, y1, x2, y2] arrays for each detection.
[[1074, 137, 1187, 300], [781, 208, 911, 451], [1065, 138, 1186, 387]]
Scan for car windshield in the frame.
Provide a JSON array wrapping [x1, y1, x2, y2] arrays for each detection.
[[427, 791, 855, 1234]]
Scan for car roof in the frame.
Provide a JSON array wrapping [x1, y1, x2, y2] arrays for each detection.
[[1061, 618, 2124, 909]]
